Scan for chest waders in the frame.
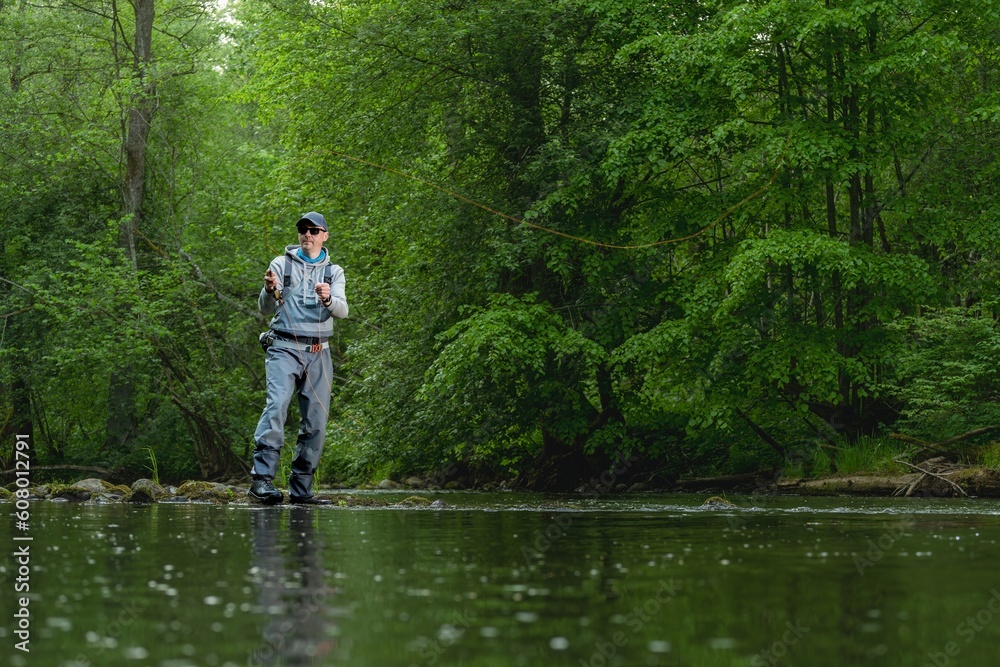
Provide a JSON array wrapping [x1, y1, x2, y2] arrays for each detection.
[[252, 256, 338, 501], [273, 260, 335, 307]]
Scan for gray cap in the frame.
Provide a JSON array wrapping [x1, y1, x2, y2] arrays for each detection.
[[296, 211, 327, 231]]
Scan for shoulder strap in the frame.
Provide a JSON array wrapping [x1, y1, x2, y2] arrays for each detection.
[[283, 254, 332, 287], [283, 255, 293, 288]]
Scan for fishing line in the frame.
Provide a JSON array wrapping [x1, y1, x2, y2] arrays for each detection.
[[263, 138, 791, 457], [322, 146, 789, 250]]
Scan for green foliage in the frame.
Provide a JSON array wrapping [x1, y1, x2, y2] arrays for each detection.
[[890, 308, 1000, 440], [4, 0, 1000, 487], [418, 293, 605, 460], [0, 0, 260, 480], [205, 0, 1000, 480]]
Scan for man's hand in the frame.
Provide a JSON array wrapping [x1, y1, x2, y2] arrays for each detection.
[[264, 269, 279, 293], [315, 282, 331, 305]]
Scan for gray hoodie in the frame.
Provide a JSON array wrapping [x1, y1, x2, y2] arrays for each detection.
[[258, 245, 348, 338]]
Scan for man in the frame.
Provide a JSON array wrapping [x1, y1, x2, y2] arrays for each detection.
[[249, 211, 348, 505]]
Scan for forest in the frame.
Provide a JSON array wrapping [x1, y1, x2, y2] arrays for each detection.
[[2, 0, 1000, 490]]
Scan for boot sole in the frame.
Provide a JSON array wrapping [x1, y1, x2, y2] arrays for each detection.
[[248, 491, 284, 505]]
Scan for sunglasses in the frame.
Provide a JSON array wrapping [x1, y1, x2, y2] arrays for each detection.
[[297, 227, 324, 236]]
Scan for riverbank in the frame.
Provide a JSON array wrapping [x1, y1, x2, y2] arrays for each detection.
[[773, 467, 1000, 498], [0, 478, 419, 507], [5, 464, 1000, 504], [18, 489, 1000, 667], [675, 460, 1000, 498]]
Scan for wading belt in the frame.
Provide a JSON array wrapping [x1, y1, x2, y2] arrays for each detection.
[[270, 338, 329, 353]]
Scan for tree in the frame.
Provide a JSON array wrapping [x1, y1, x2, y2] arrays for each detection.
[[0, 0, 254, 480], [617, 0, 997, 445]]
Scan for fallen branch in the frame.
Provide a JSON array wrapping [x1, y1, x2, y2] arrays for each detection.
[[893, 472, 926, 498], [734, 406, 786, 457], [891, 426, 1000, 453], [890, 433, 931, 447], [893, 458, 967, 496], [889, 433, 953, 457], [938, 426, 1000, 447]]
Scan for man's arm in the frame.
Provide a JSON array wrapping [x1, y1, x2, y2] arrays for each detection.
[[258, 257, 283, 315], [323, 265, 349, 319]]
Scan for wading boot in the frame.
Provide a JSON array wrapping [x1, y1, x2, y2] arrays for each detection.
[[289, 495, 332, 506], [249, 478, 283, 505]]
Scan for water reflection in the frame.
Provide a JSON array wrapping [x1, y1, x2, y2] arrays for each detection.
[[248, 508, 340, 666], [11, 497, 1000, 667]]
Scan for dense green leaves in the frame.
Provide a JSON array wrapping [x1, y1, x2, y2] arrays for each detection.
[[419, 293, 604, 461], [891, 308, 1000, 439], [4, 0, 1000, 485]]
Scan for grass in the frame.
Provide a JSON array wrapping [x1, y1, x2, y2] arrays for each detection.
[[981, 443, 1000, 470], [775, 433, 1000, 482], [145, 447, 160, 485], [780, 436, 910, 479], [830, 436, 909, 476]]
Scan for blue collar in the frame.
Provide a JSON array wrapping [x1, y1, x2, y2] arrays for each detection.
[[297, 248, 326, 264]]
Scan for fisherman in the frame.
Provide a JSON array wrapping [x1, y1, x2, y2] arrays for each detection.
[[249, 211, 348, 505]]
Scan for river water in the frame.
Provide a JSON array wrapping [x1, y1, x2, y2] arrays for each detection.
[[2, 493, 1000, 666]]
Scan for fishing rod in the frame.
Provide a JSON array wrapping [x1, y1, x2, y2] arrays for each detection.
[[321, 144, 789, 250]]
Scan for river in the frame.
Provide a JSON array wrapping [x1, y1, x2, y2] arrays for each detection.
[[2, 493, 999, 666]]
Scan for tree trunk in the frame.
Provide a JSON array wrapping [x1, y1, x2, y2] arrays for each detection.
[[122, 0, 156, 268], [104, 0, 157, 455], [6, 0, 28, 92]]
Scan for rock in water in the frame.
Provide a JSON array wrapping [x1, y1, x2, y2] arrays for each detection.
[[129, 487, 157, 504], [131, 478, 168, 501], [702, 495, 740, 508], [395, 495, 432, 507], [72, 478, 108, 494], [175, 481, 233, 503], [52, 478, 110, 501]]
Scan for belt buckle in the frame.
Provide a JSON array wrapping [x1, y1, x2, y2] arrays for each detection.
[[309, 343, 321, 353]]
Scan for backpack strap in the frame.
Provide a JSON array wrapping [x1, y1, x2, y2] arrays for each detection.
[[283, 255, 294, 289], [283, 254, 333, 290]]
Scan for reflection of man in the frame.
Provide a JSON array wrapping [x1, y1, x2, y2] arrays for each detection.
[[248, 509, 339, 666], [249, 212, 348, 505]]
